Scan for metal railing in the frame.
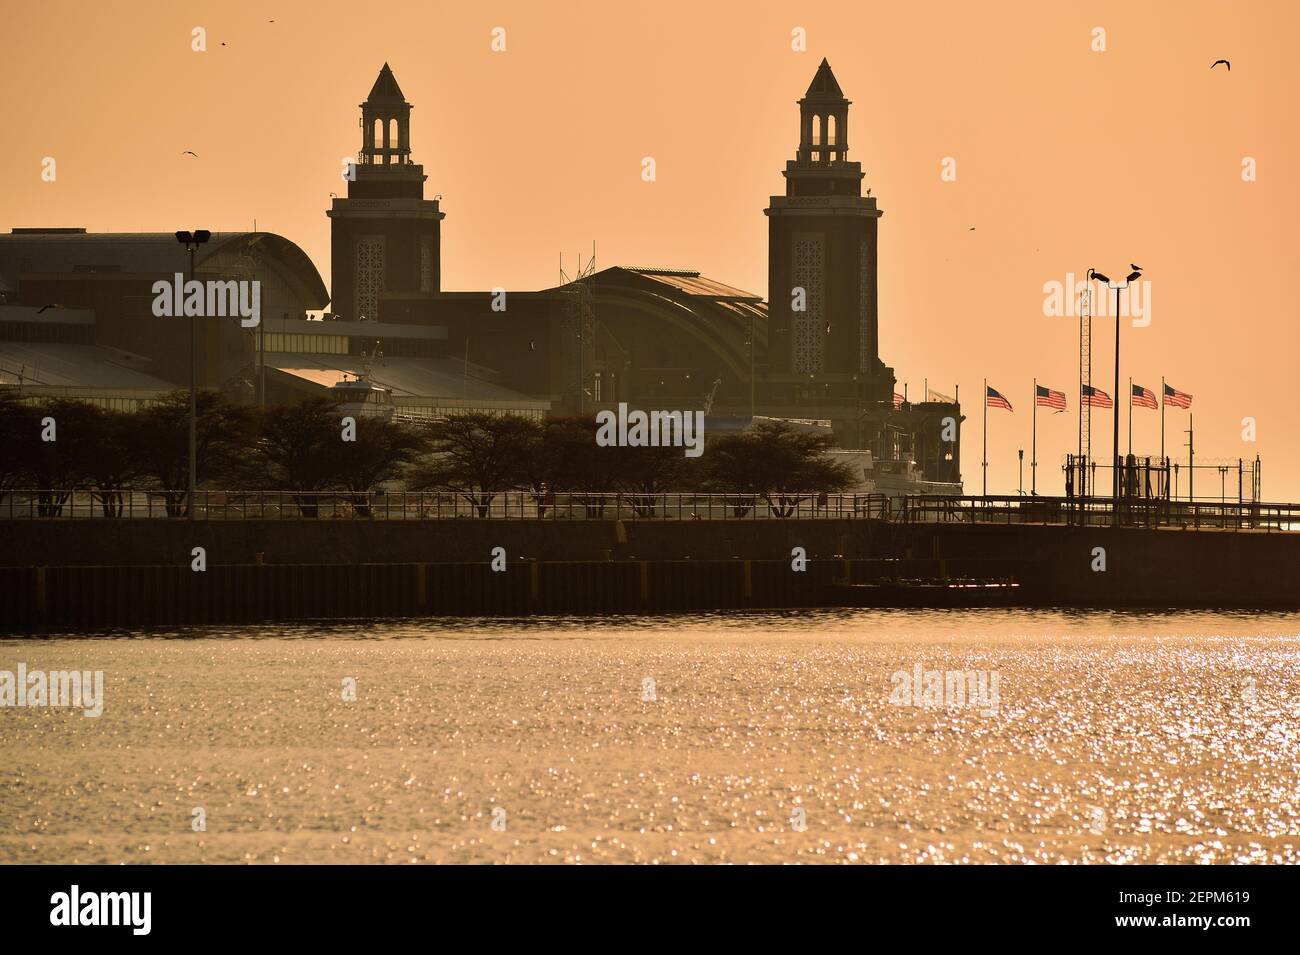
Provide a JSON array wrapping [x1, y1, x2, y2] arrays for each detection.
[[0, 489, 893, 522], [895, 494, 1300, 532], [1, 489, 1297, 530]]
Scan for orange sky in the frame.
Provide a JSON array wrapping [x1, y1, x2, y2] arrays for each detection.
[[3, 0, 1297, 498]]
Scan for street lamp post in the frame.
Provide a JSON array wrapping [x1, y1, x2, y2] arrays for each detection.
[[174, 230, 211, 520], [1089, 266, 1142, 525]]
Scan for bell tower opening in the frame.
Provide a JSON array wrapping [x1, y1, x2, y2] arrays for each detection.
[[359, 63, 412, 168], [792, 58, 855, 189]]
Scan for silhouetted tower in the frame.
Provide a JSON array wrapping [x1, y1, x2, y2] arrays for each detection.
[[765, 59, 890, 400], [327, 63, 444, 323]]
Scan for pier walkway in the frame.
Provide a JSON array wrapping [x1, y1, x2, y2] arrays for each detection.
[[3, 490, 1298, 532]]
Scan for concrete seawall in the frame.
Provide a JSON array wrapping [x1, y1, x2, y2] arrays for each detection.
[[897, 521, 1300, 607], [0, 518, 861, 566], [2, 559, 855, 631], [2, 519, 1298, 631]]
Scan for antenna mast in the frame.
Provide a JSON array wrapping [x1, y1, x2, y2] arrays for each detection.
[[560, 242, 597, 415]]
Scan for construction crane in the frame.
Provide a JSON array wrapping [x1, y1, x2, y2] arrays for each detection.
[[702, 377, 723, 415], [1078, 275, 1092, 497]]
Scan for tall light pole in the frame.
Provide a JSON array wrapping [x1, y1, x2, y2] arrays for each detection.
[[1089, 266, 1142, 521], [175, 230, 211, 520]]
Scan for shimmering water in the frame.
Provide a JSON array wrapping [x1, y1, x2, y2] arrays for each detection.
[[2, 610, 1299, 864]]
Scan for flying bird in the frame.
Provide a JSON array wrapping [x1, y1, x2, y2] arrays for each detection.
[[528, 339, 536, 351], [1211, 59, 1230, 71], [969, 227, 976, 231], [182, 150, 199, 158]]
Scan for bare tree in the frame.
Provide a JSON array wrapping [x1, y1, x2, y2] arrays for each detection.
[[0, 391, 37, 503], [407, 413, 539, 517], [133, 390, 256, 517], [254, 395, 347, 518], [2, 398, 127, 516], [333, 416, 426, 516], [615, 443, 693, 517], [536, 416, 624, 518], [706, 420, 853, 516], [78, 404, 140, 516]]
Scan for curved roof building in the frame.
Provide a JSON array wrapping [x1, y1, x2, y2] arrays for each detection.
[[0, 228, 330, 401]]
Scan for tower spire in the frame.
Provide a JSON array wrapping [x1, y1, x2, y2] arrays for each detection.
[[367, 62, 407, 103], [796, 59, 851, 167], [360, 64, 412, 166], [804, 58, 845, 99]]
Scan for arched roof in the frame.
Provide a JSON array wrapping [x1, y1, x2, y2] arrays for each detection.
[[0, 229, 329, 308], [571, 266, 769, 379]]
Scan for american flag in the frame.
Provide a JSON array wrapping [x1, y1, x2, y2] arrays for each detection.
[[1131, 384, 1158, 409], [892, 392, 905, 410], [1163, 383, 1192, 408], [1036, 384, 1067, 412], [1081, 384, 1112, 408], [986, 386, 1013, 411]]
